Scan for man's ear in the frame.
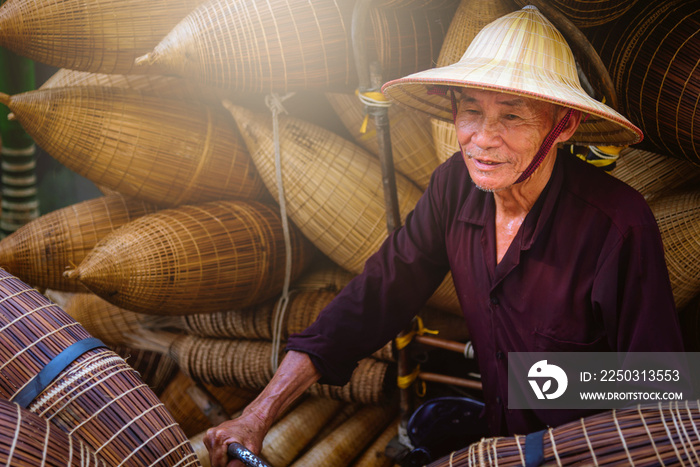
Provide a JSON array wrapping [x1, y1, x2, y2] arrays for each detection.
[[557, 109, 582, 143]]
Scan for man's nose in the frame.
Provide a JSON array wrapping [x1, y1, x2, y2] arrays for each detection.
[[470, 118, 503, 149]]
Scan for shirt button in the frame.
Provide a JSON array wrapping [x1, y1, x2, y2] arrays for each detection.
[[496, 350, 504, 360], [496, 396, 502, 404], [490, 296, 499, 305]]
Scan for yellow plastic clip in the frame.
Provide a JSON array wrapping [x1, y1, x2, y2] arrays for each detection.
[[397, 365, 420, 389]]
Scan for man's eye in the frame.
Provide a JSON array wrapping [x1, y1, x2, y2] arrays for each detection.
[[504, 114, 520, 120]]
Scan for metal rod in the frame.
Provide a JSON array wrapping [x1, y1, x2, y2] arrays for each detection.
[[414, 335, 470, 355], [418, 372, 483, 391]]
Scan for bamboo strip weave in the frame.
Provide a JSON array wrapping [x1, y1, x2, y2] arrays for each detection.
[[67, 200, 315, 315], [0, 0, 209, 74], [0, 269, 199, 466], [0, 398, 109, 466], [0, 194, 159, 292], [429, 401, 700, 466], [0, 86, 265, 207]]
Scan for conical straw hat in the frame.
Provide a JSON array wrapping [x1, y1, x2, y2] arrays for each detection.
[[382, 5, 642, 146]]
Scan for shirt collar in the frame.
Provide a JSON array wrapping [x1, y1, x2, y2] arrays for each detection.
[[456, 152, 566, 250]]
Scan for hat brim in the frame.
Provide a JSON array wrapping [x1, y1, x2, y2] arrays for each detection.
[[382, 61, 643, 147]]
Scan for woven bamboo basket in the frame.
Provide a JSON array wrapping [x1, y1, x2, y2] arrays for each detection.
[[430, 401, 700, 466], [649, 190, 700, 310], [224, 103, 461, 315], [325, 91, 439, 190], [289, 405, 397, 467], [137, 331, 392, 404], [64, 292, 158, 346], [0, 194, 159, 292], [292, 258, 356, 292], [175, 290, 336, 340], [41, 68, 239, 106], [376, 0, 458, 9], [350, 417, 400, 467], [0, 0, 208, 74], [135, 0, 355, 93], [0, 269, 199, 466], [110, 345, 180, 397], [160, 371, 256, 437], [65, 200, 315, 315], [261, 396, 344, 467], [366, 3, 457, 82], [582, 0, 700, 163], [429, 0, 519, 164], [0, 86, 265, 207], [610, 148, 700, 201], [0, 398, 110, 466]]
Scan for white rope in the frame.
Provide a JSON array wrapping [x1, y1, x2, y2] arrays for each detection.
[[265, 92, 296, 372], [356, 90, 392, 108]]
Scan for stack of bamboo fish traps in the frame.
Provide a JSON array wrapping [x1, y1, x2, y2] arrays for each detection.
[[8, 0, 700, 465]]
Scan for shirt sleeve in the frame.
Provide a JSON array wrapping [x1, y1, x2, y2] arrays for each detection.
[[286, 164, 454, 385], [592, 204, 683, 353]]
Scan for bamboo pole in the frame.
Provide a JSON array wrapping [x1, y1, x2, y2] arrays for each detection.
[[0, 40, 38, 237]]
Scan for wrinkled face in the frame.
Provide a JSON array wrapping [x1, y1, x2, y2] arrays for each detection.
[[454, 88, 561, 192]]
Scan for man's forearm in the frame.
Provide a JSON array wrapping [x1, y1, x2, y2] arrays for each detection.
[[243, 350, 321, 427]]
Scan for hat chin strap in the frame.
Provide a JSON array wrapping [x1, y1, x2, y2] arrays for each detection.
[[513, 108, 573, 184], [444, 87, 574, 185]]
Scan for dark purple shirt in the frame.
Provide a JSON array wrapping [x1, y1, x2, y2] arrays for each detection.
[[287, 151, 683, 435]]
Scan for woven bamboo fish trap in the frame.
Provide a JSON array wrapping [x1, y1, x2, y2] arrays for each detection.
[[224, 103, 461, 315], [110, 345, 179, 397], [135, 0, 356, 93], [514, 0, 641, 29], [0, 398, 109, 466], [261, 396, 344, 467], [582, 0, 700, 163], [429, 401, 700, 466], [0, 0, 207, 74], [0, 86, 265, 207], [326, 91, 439, 190], [64, 292, 157, 346], [429, 0, 519, 164], [292, 258, 356, 292], [610, 148, 700, 202], [41, 68, 239, 106], [0, 194, 159, 292], [138, 331, 392, 404], [649, 190, 700, 310], [66, 200, 315, 315], [173, 290, 337, 340], [289, 405, 397, 467], [350, 417, 400, 467], [0, 269, 199, 466], [366, 3, 458, 83], [160, 371, 256, 437]]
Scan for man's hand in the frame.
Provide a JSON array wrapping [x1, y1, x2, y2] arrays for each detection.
[[204, 411, 267, 467], [204, 351, 321, 467]]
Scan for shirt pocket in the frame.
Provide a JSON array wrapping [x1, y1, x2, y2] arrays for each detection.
[[533, 331, 609, 352]]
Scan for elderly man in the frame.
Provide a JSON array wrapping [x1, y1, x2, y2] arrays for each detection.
[[205, 6, 683, 465]]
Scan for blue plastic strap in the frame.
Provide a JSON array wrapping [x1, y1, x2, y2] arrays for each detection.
[[13, 337, 107, 408], [525, 429, 546, 467]]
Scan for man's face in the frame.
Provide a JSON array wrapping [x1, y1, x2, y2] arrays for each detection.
[[454, 88, 561, 192]]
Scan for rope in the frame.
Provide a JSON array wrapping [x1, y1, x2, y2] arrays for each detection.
[[613, 409, 635, 465], [394, 316, 439, 350], [265, 92, 296, 372], [660, 402, 686, 466], [580, 418, 599, 467], [548, 428, 562, 466], [356, 89, 391, 134]]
